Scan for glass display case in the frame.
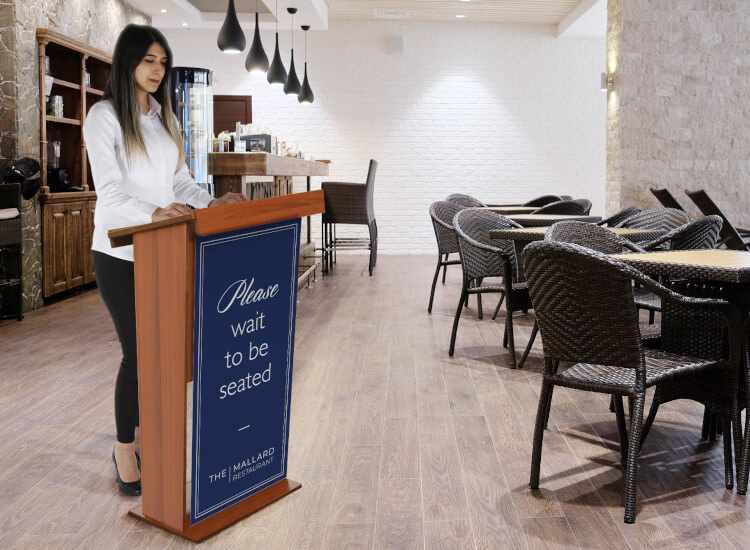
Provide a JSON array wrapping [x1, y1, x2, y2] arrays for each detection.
[[171, 67, 214, 197]]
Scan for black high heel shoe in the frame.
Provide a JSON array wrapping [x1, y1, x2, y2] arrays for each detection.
[[112, 447, 141, 496]]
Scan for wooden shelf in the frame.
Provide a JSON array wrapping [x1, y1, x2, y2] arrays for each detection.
[[38, 28, 112, 298], [51, 77, 80, 90], [46, 115, 81, 126]]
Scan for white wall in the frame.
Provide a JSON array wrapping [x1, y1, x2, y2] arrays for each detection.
[[164, 21, 605, 254]]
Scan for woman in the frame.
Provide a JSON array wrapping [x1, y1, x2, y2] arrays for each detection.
[[84, 24, 246, 496]]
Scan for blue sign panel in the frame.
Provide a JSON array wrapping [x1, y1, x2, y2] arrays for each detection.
[[190, 218, 301, 525]]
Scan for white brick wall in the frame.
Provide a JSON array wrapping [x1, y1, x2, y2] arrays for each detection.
[[164, 21, 606, 254]]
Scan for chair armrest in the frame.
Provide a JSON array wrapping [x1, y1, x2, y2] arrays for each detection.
[[623, 241, 647, 253], [640, 227, 681, 251], [627, 267, 744, 364], [430, 214, 453, 232]]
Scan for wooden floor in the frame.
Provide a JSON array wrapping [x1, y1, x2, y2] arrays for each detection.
[[1, 254, 749, 549]]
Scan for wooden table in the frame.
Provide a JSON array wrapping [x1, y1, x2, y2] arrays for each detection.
[[485, 202, 522, 208], [482, 206, 537, 215], [613, 250, 750, 285], [208, 152, 329, 246], [490, 226, 664, 244], [490, 226, 664, 281], [507, 214, 602, 227]]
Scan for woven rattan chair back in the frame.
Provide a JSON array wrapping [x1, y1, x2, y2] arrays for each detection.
[[524, 195, 563, 207], [545, 221, 643, 254], [532, 199, 590, 215], [615, 208, 690, 230], [429, 201, 462, 255], [453, 209, 521, 281], [522, 240, 644, 368], [649, 215, 722, 251], [321, 159, 378, 225], [598, 206, 642, 227], [446, 193, 485, 208]]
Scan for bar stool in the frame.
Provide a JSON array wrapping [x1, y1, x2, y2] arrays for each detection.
[[321, 160, 378, 275]]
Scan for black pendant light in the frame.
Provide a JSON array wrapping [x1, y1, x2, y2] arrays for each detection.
[[283, 8, 301, 96], [298, 25, 314, 104], [217, 0, 246, 54], [267, 0, 287, 86], [245, 1, 269, 73]]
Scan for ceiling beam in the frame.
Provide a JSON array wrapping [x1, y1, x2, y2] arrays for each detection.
[[557, 0, 599, 37]]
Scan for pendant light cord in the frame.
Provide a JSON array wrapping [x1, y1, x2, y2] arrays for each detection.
[[291, 12, 294, 50]]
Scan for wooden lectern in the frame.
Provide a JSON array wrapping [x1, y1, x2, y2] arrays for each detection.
[[108, 191, 324, 542]]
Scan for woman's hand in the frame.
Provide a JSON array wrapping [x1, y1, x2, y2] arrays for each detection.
[[209, 192, 248, 207], [151, 202, 192, 222]]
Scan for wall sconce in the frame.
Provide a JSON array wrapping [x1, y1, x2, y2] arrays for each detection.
[[601, 72, 614, 93]]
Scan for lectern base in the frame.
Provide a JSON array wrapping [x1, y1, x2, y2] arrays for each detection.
[[128, 478, 301, 542]]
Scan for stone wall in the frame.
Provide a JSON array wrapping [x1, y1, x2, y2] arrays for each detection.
[[0, 2, 16, 165], [1, 0, 149, 311], [606, 0, 750, 224]]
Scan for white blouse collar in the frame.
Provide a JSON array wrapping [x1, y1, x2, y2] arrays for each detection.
[[141, 94, 162, 119]]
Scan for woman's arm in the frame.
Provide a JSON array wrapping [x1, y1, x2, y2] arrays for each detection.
[[83, 105, 158, 224], [172, 157, 247, 208], [172, 163, 214, 208]]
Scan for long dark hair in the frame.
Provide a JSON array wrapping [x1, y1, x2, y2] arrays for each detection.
[[103, 24, 184, 167]]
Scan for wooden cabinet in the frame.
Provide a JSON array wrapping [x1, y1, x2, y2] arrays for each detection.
[[37, 29, 111, 297], [42, 196, 96, 297]]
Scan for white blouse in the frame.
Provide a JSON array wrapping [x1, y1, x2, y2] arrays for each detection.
[[83, 95, 213, 262]]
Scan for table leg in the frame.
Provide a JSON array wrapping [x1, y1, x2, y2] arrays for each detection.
[[307, 176, 311, 244]]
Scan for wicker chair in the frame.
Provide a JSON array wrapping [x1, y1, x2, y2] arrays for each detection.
[[428, 201, 464, 313], [321, 160, 378, 275], [446, 193, 485, 208], [532, 199, 591, 216], [627, 216, 722, 324], [641, 215, 722, 251], [522, 240, 743, 524], [451, 209, 536, 369], [545, 221, 657, 348], [685, 189, 750, 251], [524, 195, 563, 207], [615, 208, 690, 230], [597, 206, 642, 227], [546, 221, 644, 254]]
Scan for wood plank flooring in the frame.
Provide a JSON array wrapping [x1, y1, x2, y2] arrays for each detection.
[[0, 254, 748, 549]]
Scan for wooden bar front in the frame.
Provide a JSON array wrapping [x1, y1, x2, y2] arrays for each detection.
[[208, 152, 329, 196]]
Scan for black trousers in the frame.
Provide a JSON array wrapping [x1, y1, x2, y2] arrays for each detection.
[[93, 251, 139, 443]]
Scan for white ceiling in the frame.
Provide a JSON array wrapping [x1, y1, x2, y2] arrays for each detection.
[[326, 0, 582, 24], [127, 0, 329, 30], [557, 0, 606, 38], [125, 0, 606, 36]]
